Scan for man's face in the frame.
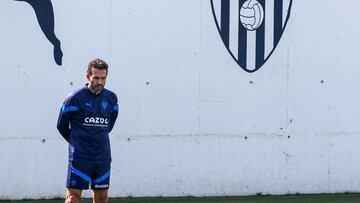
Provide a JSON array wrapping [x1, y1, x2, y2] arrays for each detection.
[[87, 68, 107, 94]]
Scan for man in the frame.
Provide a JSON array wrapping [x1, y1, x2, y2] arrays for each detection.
[[57, 59, 119, 203]]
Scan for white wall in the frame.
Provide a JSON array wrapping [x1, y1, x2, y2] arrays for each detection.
[[1, 0, 360, 199]]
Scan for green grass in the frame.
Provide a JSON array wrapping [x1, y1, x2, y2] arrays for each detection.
[[1, 194, 360, 203]]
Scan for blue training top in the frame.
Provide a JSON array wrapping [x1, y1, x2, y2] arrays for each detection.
[[57, 85, 119, 163]]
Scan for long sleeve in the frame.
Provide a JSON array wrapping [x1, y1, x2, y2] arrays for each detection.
[[57, 94, 78, 142], [109, 99, 119, 133]]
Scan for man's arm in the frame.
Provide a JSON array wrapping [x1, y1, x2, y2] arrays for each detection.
[[109, 103, 119, 133], [109, 93, 119, 133], [57, 95, 78, 142]]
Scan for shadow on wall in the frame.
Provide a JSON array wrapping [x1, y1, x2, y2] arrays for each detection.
[[15, 0, 63, 66]]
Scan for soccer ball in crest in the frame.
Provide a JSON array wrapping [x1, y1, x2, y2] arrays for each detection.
[[240, 0, 264, 31]]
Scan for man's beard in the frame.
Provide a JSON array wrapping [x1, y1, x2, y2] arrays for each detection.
[[91, 84, 104, 94]]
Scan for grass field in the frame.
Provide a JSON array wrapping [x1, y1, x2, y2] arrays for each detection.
[[1, 194, 360, 203]]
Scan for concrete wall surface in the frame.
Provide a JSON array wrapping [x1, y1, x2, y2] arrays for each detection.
[[1, 0, 360, 199]]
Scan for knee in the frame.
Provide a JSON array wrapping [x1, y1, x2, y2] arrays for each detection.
[[65, 192, 81, 203], [94, 193, 108, 203]]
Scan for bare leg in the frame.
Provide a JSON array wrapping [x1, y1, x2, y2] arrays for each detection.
[[65, 189, 82, 203], [92, 189, 108, 203], [15, 0, 63, 65]]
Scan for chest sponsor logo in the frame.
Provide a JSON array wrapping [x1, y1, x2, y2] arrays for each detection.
[[210, 0, 293, 72], [84, 117, 108, 127]]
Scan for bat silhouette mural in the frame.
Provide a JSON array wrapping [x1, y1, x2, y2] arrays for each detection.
[[15, 0, 63, 65]]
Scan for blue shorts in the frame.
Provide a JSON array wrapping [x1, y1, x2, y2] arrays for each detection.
[[66, 161, 111, 190]]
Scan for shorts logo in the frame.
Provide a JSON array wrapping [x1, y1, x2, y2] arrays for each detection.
[[71, 180, 76, 186], [84, 117, 109, 127], [94, 184, 109, 189], [210, 0, 293, 72]]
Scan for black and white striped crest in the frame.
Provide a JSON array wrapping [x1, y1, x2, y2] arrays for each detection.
[[210, 0, 293, 72]]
